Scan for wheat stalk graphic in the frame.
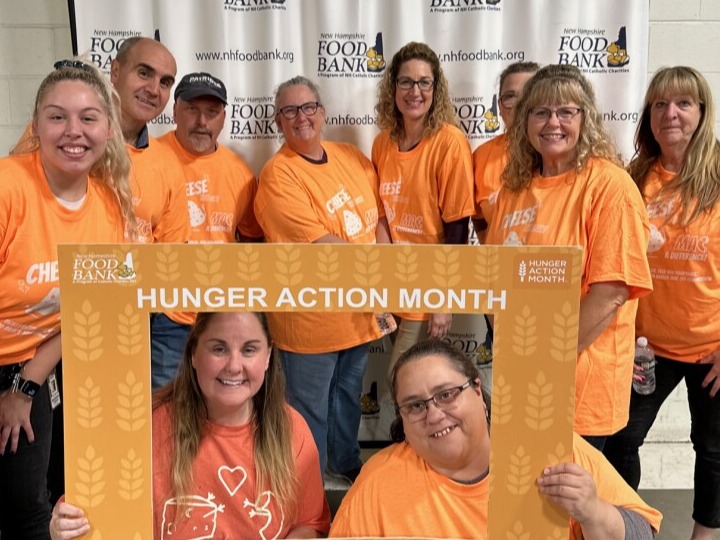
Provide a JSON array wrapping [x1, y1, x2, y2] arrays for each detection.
[[518, 261, 527, 282]]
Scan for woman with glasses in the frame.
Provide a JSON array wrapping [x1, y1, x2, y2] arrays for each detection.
[[329, 339, 661, 539], [253, 76, 390, 484], [0, 59, 135, 539], [473, 61, 540, 240], [603, 67, 720, 540], [373, 41, 475, 374], [486, 64, 652, 450]]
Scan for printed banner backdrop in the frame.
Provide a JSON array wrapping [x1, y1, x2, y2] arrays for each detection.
[[71, 0, 649, 173], [59, 243, 581, 539]]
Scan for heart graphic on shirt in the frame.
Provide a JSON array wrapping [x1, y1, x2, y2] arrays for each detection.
[[218, 465, 248, 497]]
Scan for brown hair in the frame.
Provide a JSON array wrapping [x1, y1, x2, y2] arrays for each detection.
[[389, 339, 487, 443], [153, 312, 299, 520], [375, 42, 458, 142]]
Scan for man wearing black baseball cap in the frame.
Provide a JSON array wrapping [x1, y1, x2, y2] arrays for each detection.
[[154, 72, 263, 379]]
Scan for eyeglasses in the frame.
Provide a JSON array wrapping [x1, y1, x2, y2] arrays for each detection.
[[397, 380, 473, 421], [53, 60, 94, 73], [529, 107, 583, 123], [277, 101, 321, 120], [396, 77, 435, 92], [499, 93, 519, 109]]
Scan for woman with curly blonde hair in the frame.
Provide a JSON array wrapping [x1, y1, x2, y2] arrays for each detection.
[[487, 64, 653, 450], [604, 66, 720, 540], [373, 42, 475, 374]]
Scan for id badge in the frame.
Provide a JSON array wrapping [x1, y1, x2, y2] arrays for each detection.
[[48, 373, 61, 410]]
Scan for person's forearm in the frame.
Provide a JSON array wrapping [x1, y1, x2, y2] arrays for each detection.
[[20, 332, 62, 384], [579, 500, 626, 540], [577, 282, 628, 353], [313, 233, 348, 244], [375, 216, 392, 244]]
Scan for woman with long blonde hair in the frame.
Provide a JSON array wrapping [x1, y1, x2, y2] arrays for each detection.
[[604, 66, 720, 540], [0, 58, 134, 539]]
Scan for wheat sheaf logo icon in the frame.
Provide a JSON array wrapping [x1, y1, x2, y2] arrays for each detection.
[[518, 261, 527, 282]]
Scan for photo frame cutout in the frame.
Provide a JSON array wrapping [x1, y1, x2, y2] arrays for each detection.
[[58, 243, 581, 539]]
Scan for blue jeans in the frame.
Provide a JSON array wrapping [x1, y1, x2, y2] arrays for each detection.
[[0, 379, 52, 539], [150, 313, 191, 389], [280, 344, 368, 474], [604, 354, 720, 528]]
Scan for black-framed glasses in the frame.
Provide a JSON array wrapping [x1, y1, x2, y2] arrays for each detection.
[[529, 106, 583, 123], [277, 101, 321, 120], [396, 77, 435, 92], [397, 380, 473, 421], [499, 93, 519, 109], [53, 60, 94, 73]]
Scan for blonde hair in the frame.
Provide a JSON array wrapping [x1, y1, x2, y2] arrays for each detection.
[[628, 66, 720, 225], [375, 41, 458, 142], [11, 59, 136, 238], [153, 312, 299, 522], [503, 64, 619, 191]]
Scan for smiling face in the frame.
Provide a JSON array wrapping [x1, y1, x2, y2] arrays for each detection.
[[33, 79, 112, 188], [192, 312, 272, 425], [110, 38, 176, 141], [173, 96, 226, 156], [394, 59, 435, 126], [526, 101, 583, 176], [650, 93, 702, 157], [275, 84, 325, 157], [394, 353, 489, 480]]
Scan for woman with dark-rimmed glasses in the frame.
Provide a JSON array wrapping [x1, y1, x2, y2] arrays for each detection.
[[486, 64, 652, 450], [373, 41, 475, 376], [253, 75, 391, 484]]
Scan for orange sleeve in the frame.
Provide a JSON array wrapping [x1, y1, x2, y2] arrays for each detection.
[[436, 126, 475, 223], [153, 146, 190, 243]]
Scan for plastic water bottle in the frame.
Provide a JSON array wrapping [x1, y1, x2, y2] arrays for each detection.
[[633, 337, 656, 395]]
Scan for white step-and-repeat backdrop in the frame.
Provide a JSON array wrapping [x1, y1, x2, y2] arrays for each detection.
[[71, 0, 649, 440]]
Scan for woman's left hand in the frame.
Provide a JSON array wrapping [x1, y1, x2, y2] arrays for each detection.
[[537, 462, 600, 524], [427, 313, 452, 338], [0, 391, 34, 455], [700, 350, 720, 398]]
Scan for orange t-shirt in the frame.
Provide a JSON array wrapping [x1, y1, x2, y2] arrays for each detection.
[[329, 433, 661, 539], [486, 158, 652, 435], [153, 403, 330, 539], [472, 132, 508, 226], [254, 142, 383, 353], [0, 151, 126, 365], [373, 124, 474, 322], [128, 137, 189, 244], [636, 161, 720, 362], [156, 133, 263, 326]]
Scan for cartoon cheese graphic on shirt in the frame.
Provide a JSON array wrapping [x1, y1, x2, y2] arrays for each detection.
[[25, 287, 60, 317], [647, 223, 665, 253]]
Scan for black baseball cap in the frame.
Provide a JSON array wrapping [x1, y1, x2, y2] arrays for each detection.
[[174, 72, 227, 105]]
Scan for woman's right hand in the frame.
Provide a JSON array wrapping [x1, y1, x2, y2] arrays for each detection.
[[0, 391, 34, 454], [50, 499, 90, 540]]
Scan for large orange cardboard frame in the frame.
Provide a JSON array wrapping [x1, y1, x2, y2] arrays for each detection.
[[58, 243, 581, 539]]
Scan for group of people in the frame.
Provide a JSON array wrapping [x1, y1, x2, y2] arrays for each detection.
[[0, 31, 716, 540]]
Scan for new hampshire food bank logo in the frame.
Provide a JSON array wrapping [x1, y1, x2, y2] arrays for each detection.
[[317, 32, 386, 78], [558, 26, 630, 73], [453, 94, 500, 142], [72, 252, 136, 284]]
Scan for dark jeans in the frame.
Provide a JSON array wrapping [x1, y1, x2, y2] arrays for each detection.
[[0, 380, 53, 539], [582, 435, 607, 451], [604, 354, 720, 528], [150, 313, 191, 389]]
